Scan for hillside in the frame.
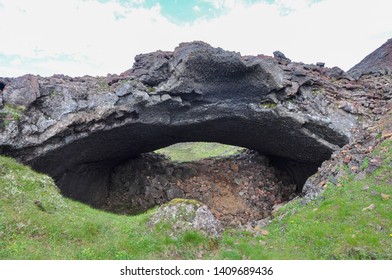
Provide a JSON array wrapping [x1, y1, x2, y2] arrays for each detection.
[[0, 136, 391, 259]]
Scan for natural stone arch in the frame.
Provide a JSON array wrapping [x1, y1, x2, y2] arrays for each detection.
[[0, 41, 356, 206], [32, 113, 335, 206]]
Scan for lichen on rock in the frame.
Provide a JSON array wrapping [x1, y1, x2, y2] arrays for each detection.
[[149, 198, 223, 238]]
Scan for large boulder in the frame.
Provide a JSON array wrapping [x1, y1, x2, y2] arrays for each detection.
[[149, 198, 223, 238], [1, 74, 40, 107]]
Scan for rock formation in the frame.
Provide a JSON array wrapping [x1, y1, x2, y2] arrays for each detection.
[[1, 39, 391, 209], [149, 198, 223, 238], [105, 152, 297, 227], [349, 38, 392, 79]]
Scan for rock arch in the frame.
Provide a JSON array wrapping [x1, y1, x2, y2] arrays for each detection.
[[0, 42, 356, 206]]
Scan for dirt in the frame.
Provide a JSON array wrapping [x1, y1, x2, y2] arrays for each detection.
[[104, 151, 298, 228]]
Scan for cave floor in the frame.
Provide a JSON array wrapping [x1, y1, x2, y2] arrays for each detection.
[[104, 151, 299, 228]]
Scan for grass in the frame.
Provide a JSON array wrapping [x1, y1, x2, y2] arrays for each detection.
[[154, 142, 245, 162], [0, 156, 216, 260], [0, 140, 391, 259], [216, 139, 392, 260], [0, 104, 25, 127]]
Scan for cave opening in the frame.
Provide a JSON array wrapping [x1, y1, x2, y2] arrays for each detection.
[[101, 141, 320, 227], [28, 114, 342, 228], [0, 82, 5, 91]]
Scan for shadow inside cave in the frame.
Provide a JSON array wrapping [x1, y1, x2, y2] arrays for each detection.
[[92, 142, 319, 227]]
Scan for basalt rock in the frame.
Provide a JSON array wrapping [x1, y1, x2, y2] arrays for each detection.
[[149, 198, 223, 238], [104, 151, 298, 227], [3, 40, 389, 207], [349, 38, 392, 79]]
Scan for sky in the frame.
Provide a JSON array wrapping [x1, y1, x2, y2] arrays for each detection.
[[0, 0, 391, 77]]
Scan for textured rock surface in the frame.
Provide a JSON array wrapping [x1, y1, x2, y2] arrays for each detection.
[[1, 40, 391, 207], [349, 39, 392, 79], [105, 151, 297, 227], [1, 74, 40, 107], [148, 198, 223, 238]]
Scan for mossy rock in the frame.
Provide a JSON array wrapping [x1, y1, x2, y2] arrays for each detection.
[[259, 102, 277, 109], [163, 198, 202, 207], [149, 198, 223, 238]]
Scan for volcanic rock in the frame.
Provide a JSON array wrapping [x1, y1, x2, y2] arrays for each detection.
[[148, 198, 223, 238], [105, 151, 297, 227], [1, 39, 391, 207], [349, 38, 392, 79], [2, 74, 40, 107]]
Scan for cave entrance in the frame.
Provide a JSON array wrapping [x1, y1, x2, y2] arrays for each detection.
[[0, 82, 5, 91], [32, 115, 341, 223], [102, 142, 319, 227]]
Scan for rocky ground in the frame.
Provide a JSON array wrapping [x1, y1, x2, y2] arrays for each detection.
[[302, 72, 392, 202], [104, 150, 297, 228]]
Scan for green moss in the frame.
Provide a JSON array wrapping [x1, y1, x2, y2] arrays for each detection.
[[97, 79, 110, 91], [50, 90, 59, 97], [164, 198, 202, 207], [311, 88, 323, 96], [259, 102, 277, 109], [0, 104, 26, 126]]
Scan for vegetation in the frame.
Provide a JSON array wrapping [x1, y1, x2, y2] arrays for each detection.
[[97, 79, 110, 91], [0, 104, 25, 126], [155, 142, 245, 162], [0, 140, 391, 259], [259, 102, 277, 109], [148, 87, 156, 93], [218, 141, 392, 259]]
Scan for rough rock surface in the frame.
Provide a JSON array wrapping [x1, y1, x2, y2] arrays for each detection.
[[148, 198, 223, 238], [105, 151, 297, 227], [302, 74, 392, 202], [349, 39, 392, 79], [0, 39, 391, 208]]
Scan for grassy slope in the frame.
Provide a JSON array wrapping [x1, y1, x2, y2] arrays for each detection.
[[0, 140, 391, 259], [216, 139, 392, 260], [0, 155, 217, 260], [155, 142, 245, 162]]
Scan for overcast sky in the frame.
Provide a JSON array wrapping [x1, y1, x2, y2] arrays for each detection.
[[0, 0, 391, 77]]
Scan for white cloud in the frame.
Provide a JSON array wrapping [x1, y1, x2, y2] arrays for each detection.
[[0, 0, 391, 77], [203, 0, 234, 9], [0, 0, 179, 76], [193, 5, 201, 12], [10, 58, 22, 66], [185, 0, 392, 70], [274, 0, 314, 12]]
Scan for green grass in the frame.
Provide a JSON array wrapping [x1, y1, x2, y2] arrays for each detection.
[[0, 140, 391, 259], [219, 139, 392, 260], [0, 104, 25, 126], [0, 156, 217, 259], [155, 142, 245, 162]]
